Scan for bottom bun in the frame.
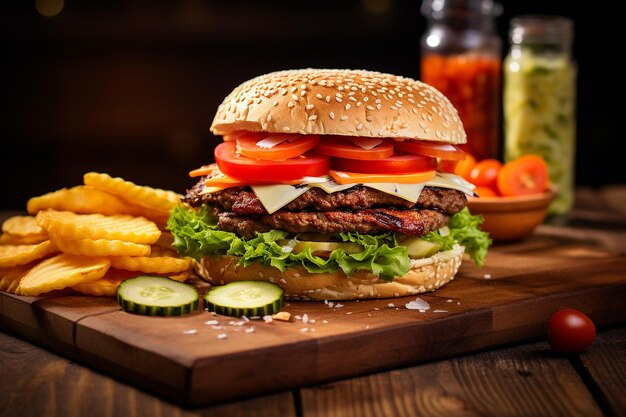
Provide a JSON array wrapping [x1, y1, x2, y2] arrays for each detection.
[[194, 244, 465, 301]]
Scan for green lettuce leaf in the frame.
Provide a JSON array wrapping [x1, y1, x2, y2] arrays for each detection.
[[421, 207, 491, 266], [166, 204, 491, 281]]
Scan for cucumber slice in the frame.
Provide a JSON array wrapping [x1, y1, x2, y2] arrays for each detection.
[[278, 239, 362, 258], [399, 238, 441, 259], [117, 275, 199, 316], [204, 281, 284, 317]]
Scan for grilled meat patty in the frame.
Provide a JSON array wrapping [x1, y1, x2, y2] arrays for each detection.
[[217, 208, 450, 239], [184, 180, 467, 216]]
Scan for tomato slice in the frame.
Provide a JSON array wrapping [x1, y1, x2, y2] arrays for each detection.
[[316, 136, 394, 160], [331, 153, 437, 175], [497, 155, 549, 196], [394, 140, 466, 161], [439, 153, 476, 180], [214, 142, 329, 182], [329, 169, 436, 184], [236, 133, 319, 161]]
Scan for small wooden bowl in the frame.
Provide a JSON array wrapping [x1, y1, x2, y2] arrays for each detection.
[[467, 188, 556, 242]]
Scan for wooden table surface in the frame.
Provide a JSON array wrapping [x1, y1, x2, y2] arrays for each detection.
[[1, 186, 625, 417]]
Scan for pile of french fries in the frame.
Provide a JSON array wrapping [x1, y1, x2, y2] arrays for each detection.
[[0, 172, 192, 297]]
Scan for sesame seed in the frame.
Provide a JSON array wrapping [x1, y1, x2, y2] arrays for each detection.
[[329, 111, 335, 120], [287, 101, 295, 108], [290, 86, 297, 93], [273, 101, 279, 107], [301, 84, 307, 89], [308, 115, 318, 121], [366, 116, 373, 121], [336, 97, 343, 103], [366, 105, 375, 111], [316, 93, 323, 99], [340, 115, 348, 121], [280, 88, 287, 95], [349, 96, 357, 102], [283, 127, 291, 132], [390, 106, 398, 110], [376, 104, 382, 110], [356, 123, 363, 130], [363, 97, 369, 102], [336, 93, 343, 98], [326, 96, 331, 103], [291, 94, 299, 101], [345, 104, 351, 110], [306, 104, 314, 110]]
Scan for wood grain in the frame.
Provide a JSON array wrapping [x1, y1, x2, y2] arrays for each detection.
[[0, 331, 297, 417], [578, 327, 626, 417], [300, 342, 604, 417], [1, 234, 625, 406]]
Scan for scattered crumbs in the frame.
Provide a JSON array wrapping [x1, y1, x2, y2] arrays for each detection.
[[310, 319, 316, 324], [322, 320, 329, 324], [182, 329, 198, 335], [212, 325, 224, 330], [406, 297, 430, 311], [241, 316, 250, 322], [346, 312, 353, 315], [245, 327, 255, 334], [365, 325, 370, 329], [217, 333, 228, 340], [367, 313, 371, 317], [204, 320, 219, 326], [250, 316, 261, 320], [335, 303, 344, 308], [484, 274, 492, 279], [374, 307, 380, 311], [232, 321, 245, 327], [433, 310, 448, 313], [300, 327, 309, 333], [327, 302, 335, 308], [272, 311, 291, 321], [302, 313, 309, 324], [446, 299, 454, 303], [457, 302, 461, 306], [263, 315, 273, 323], [388, 303, 395, 308], [210, 311, 217, 316], [295, 315, 302, 320]]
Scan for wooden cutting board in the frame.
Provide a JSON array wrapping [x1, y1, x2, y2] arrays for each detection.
[[1, 234, 625, 406]]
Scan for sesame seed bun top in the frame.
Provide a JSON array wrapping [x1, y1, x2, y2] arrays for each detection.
[[210, 69, 467, 144]]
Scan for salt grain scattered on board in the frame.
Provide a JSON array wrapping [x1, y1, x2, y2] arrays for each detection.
[[406, 297, 430, 311], [182, 329, 198, 335], [245, 327, 255, 334], [217, 333, 228, 340], [204, 320, 219, 326]]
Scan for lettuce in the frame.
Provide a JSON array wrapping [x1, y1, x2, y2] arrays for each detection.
[[167, 204, 491, 281], [421, 207, 491, 266]]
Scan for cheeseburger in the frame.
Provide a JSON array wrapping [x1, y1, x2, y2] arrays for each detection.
[[168, 69, 490, 300]]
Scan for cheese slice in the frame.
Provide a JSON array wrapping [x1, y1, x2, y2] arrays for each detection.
[[251, 183, 311, 214]]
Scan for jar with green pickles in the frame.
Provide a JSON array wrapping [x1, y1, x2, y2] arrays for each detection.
[[503, 16, 576, 215]]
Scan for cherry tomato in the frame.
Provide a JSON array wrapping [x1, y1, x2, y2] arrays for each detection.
[[497, 155, 549, 196], [394, 140, 466, 161], [316, 136, 394, 160], [548, 309, 596, 354], [236, 133, 319, 161], [331, 152, 437, 175], [468, 158, 503, 188], [214, 142, 329, 182], [440, 153, 476, 180], [473, 186, 499, 197]]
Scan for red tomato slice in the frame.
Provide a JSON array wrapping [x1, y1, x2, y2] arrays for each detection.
[[331, 153, 437, 175], [236, 134, 319, 161], [316, 136, 394, 160], [394, 140, 466, 161], [497, 155, 549, 196], [215, 142, 329, 182]]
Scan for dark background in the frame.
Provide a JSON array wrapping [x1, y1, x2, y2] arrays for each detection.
[[1, 0, 623, 210]]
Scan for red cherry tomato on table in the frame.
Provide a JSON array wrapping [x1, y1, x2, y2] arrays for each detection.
[[548, 309, 596, 354], [468, 158, 502, 189], [214, 142, 329, 182]]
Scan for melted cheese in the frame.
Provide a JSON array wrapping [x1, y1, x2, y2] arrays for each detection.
[[247, 173, 475, 214]]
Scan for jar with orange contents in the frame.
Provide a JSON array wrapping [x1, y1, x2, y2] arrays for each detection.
[[420, 0, 502, 161]]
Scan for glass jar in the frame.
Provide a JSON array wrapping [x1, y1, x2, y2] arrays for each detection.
[[420, 0, 502, 161], [503, 16, 576, 216]]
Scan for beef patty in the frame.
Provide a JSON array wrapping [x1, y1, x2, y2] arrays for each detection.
[[182, 177, 467, 239], [184, 180, 467, 216]]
